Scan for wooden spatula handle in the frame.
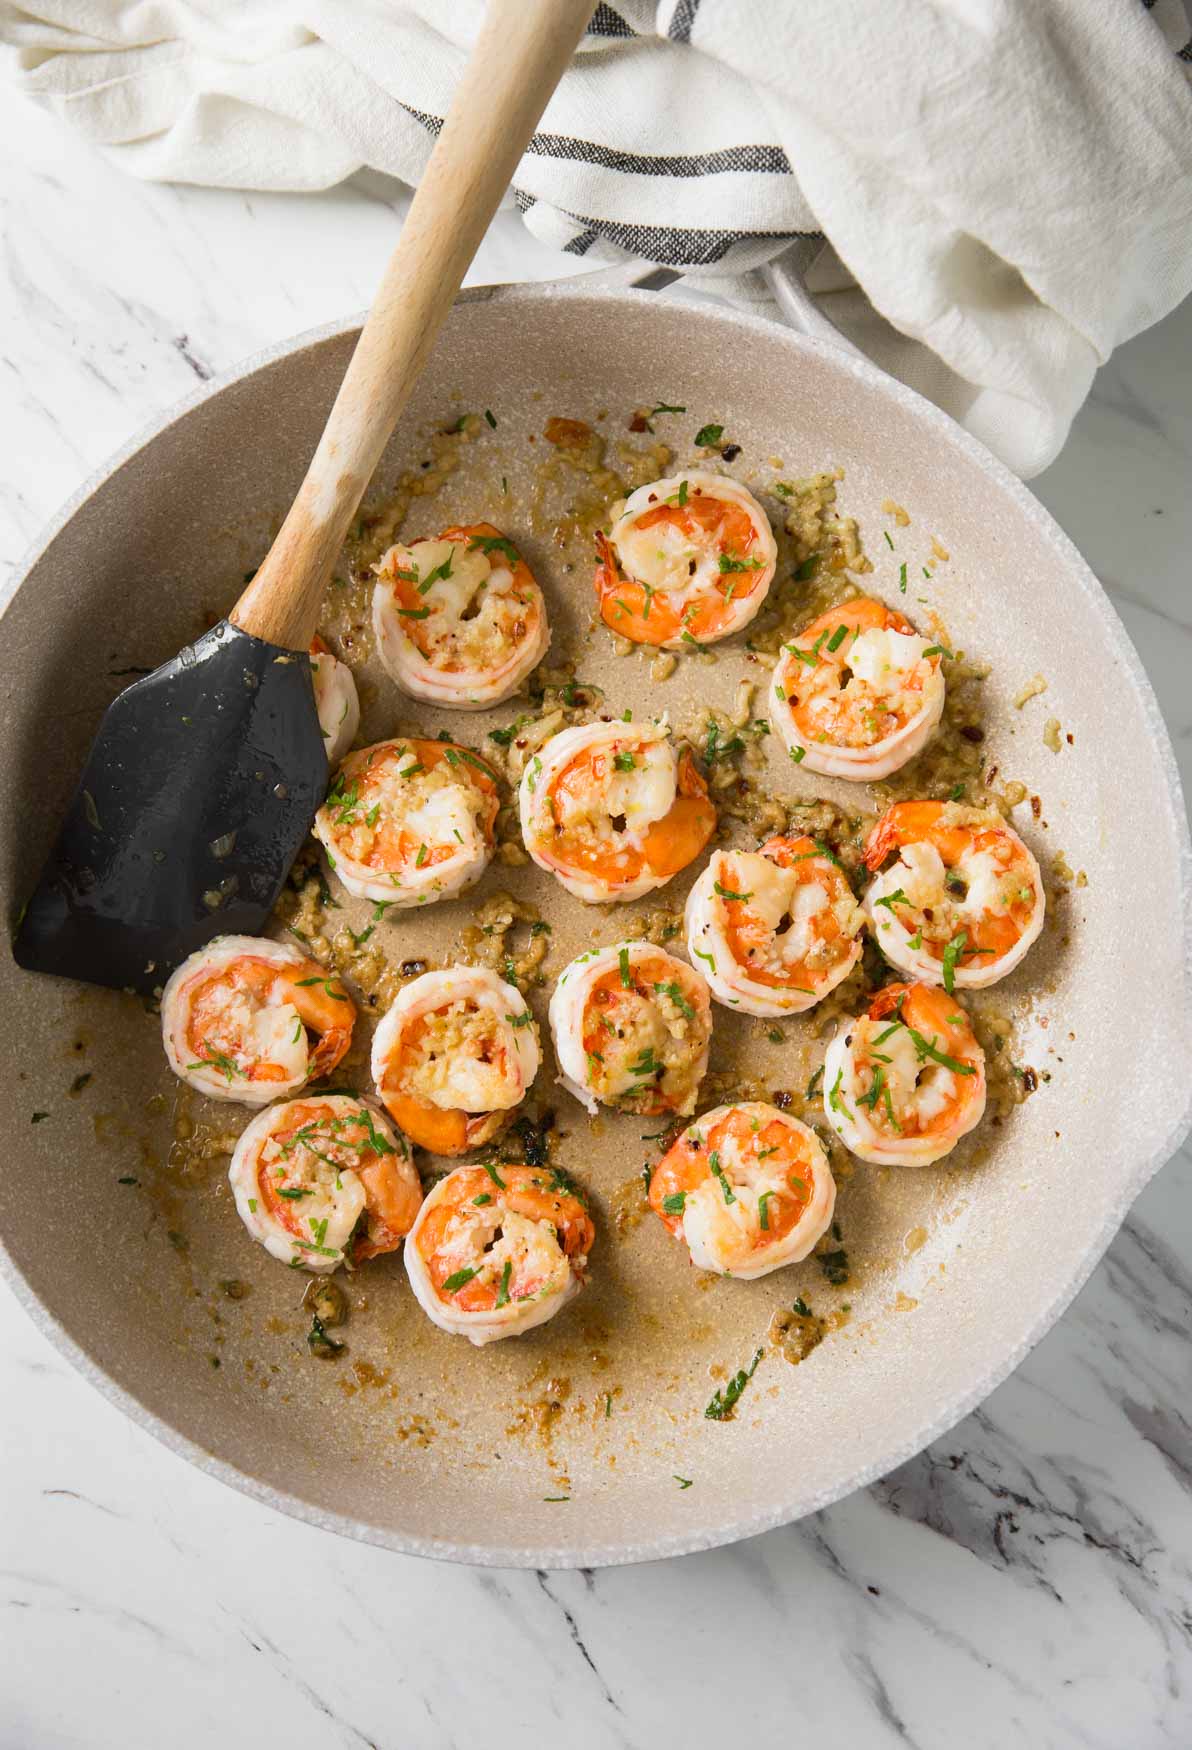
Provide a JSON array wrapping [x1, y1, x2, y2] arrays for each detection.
[[232, 0, 596, 650]]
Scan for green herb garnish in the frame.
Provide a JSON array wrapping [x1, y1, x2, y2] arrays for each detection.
[[468, 533, 520, 566], [443, 1267, 478, 1294], [705, 1347, 763, 1420], [714, 880, 752, 903]]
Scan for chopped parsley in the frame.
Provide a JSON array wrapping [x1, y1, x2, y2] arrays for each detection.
[[487, 714, 531, 748], [443, 1266, 478, 1294], [828, 1068, 853, 1121], [294, 975, 349, 1002], [618, 946, 632, 988], [307, 1313, 344, 1356], [639, 401, 686, 431], [653, 980, 695, 1020], [826, 623, 850, 654], [757, 1190, 776, 1231], [630, 1046, 662, 1081], [941, 929, 967, 993], [186, 1049, 240, 1082], [494, 1260, 512, 1308], [704, 1347, 763, 1420], [714, 880, 753, 903], [662, 1191, 687, 1215], [419, 549, 455, 591], [709, 1152, 735, 1204], [818, 1244, 850, 1286], [468, 533, 520, 566], [613, 750, 636, 772], [907, 1026, 976, 1076], [694, 422, 724, 448]]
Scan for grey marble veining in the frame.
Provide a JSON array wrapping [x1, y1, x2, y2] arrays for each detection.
[[1, 96, 1190, 1750]]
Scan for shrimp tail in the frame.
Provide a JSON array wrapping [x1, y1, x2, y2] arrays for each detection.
[[863, 800, 944, 870], [868, 982, 912, 1021]]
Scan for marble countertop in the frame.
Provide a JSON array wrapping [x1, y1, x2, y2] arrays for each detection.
[[2, 98, 1190, 1750]]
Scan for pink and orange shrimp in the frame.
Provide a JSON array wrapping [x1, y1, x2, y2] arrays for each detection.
[[229, 1095, 421, 1272], [373, 522, 550, 708], [649, 1101, 836, 1279], [313, 737, 501, 906], [161, 935, 354, 1104], [549, 940, 712, 1117], [405, 1163, 594, 1344], [370, 966, 540, 1157], [771, 597, 946, 780], [822, 981, 987, 1166], [309, 633, 359, 764], [685, 833, 865, 1016], [863, 800, 1045, 988], [519, 719, 715, 903], [595, 472, 777, 649]]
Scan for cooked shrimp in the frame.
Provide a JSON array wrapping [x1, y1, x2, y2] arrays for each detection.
[[313, 737, 500, 906], [595, 472, 777, 649], [863, 800, 1045, 988], [649, 1101, 835, 1278], [405, 1163, 594, 1345], [229, 1094, 421, 1272], [771, 597, 946, 780], [520, 719, 715, 904], [549, 941, 712, 1118], [370, 966, 540, 1157], [823, 982, 986, 1166], [309, 634, 359, 765], [161, 935, 354, 1105], [373, 522, 550, 708], [685, 834, 865, 1016]]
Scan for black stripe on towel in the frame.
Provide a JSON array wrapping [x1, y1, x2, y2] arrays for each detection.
[[667, 0, 702, 43], [587, 4, 637, 36], [526, 135, 791, 178], [559, 215, 813, 267]]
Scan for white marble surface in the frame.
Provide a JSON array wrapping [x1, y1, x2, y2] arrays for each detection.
[[2, 97, 1191, 1750]]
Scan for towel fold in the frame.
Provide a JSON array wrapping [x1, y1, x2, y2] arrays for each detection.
[[4, 0, 1191, 476]]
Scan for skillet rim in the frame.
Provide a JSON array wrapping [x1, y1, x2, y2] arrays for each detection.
[[2, 281, 1189, 1568]]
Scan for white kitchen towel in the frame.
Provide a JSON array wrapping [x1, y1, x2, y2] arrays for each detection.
[[3, 0, 1191, 477]]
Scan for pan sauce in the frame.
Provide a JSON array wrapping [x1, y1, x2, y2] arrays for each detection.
[[152, 402, 1061, 1477]]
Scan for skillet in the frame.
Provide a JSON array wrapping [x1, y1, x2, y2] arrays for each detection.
[[2, 274, 1189, 1567]]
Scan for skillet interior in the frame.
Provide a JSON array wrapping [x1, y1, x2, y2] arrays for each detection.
[[1, 285, 1188, 1567]]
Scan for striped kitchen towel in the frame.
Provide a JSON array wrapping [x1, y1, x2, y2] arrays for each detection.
[[3, 0, 1191, 476]]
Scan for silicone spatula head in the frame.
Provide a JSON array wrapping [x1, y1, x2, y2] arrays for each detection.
[[13, 621, 327, 994]]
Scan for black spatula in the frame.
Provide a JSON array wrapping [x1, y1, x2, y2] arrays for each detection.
[[12, 0, 597, 997]]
